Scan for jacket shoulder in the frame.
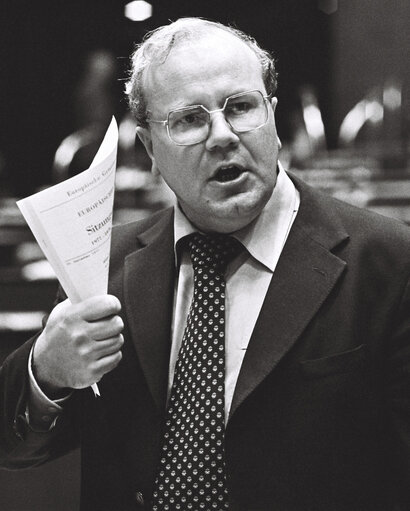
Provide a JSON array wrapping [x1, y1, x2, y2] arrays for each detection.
[[111, 207, 174, 255]]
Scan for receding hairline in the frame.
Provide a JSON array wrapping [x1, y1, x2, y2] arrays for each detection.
[[141, 28, 264, 94], [145, 24, 263, 78]]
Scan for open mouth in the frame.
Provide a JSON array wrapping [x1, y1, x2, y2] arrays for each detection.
[[214, 165, 244, 183]]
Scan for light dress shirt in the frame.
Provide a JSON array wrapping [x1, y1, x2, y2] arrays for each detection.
[[27, 165, 299, 428]]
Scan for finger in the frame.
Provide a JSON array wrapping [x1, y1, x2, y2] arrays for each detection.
[[90, 315, 124, 340], [94, 334, 124, 358], [93, 351, 123, 378], [78, 295, 122, 322]]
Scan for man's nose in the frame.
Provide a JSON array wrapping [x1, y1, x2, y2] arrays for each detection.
[[205, 112, 240, 151]]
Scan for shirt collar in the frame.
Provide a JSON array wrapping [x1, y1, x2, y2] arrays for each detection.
[[174, 162, 299, 272]]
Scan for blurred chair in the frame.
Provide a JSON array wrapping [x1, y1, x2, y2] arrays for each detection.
[[51, 125, 105, 183], [338, 78, 405, 154], [299, 85, 326, 152], [287, 85, 327, 167], [338, 86, 384, 147]]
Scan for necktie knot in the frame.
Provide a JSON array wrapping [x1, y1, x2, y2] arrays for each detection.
[[188, 232, 242, 274]]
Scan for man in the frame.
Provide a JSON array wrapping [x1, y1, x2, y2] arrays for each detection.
[[1, 17, 410, 511]]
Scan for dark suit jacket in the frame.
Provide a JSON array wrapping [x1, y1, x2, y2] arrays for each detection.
[[1, 175, 410, 511]]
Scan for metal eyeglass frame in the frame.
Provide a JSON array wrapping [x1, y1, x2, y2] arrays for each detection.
[[146, 89, 272, 146]]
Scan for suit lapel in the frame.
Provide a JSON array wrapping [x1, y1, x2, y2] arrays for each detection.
[[229, 177, 349, 420], [123, 209, 175, 413]]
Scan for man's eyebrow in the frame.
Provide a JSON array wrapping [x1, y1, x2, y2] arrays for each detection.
[[173, 92, 248, 110], [166, 99, 202, 112]]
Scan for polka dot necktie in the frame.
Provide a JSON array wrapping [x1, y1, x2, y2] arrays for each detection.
[[151, 233, 242, 511]]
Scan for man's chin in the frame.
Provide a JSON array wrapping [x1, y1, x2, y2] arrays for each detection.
[[189, 197, 266, 233]]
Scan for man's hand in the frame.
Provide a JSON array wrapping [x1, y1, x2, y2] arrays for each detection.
[[32, 295, 124, 396]]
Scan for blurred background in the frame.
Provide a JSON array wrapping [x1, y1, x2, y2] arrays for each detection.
[[0, 1, 409, 509]]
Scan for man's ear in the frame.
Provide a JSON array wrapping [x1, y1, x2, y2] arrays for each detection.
[[270, 96, 278, 112], [269, 97, 282, 149], [136, 126, 160, 176]]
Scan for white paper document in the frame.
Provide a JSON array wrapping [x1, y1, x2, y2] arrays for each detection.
[[17, 116, 119, 396]]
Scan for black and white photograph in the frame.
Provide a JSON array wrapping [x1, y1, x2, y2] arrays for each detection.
[[1, 1, 410, 510]]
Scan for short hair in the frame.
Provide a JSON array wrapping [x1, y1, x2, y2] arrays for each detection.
[[125, 17, 277, 128]]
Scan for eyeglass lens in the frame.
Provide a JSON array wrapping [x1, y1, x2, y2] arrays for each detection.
[[168, 91, 268, 145]]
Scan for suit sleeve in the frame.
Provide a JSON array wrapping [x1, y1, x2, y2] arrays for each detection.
[[0, 334, 81, 470], [0, 288, 80, 470]]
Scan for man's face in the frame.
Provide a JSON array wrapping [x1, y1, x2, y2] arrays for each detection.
[[137, 31, 280, 233]]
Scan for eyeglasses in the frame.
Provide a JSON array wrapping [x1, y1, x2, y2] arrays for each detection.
[[147, 89, 271, 146]]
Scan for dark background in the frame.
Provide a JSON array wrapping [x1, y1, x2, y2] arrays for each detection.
[[2, 0, 409, 197]]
